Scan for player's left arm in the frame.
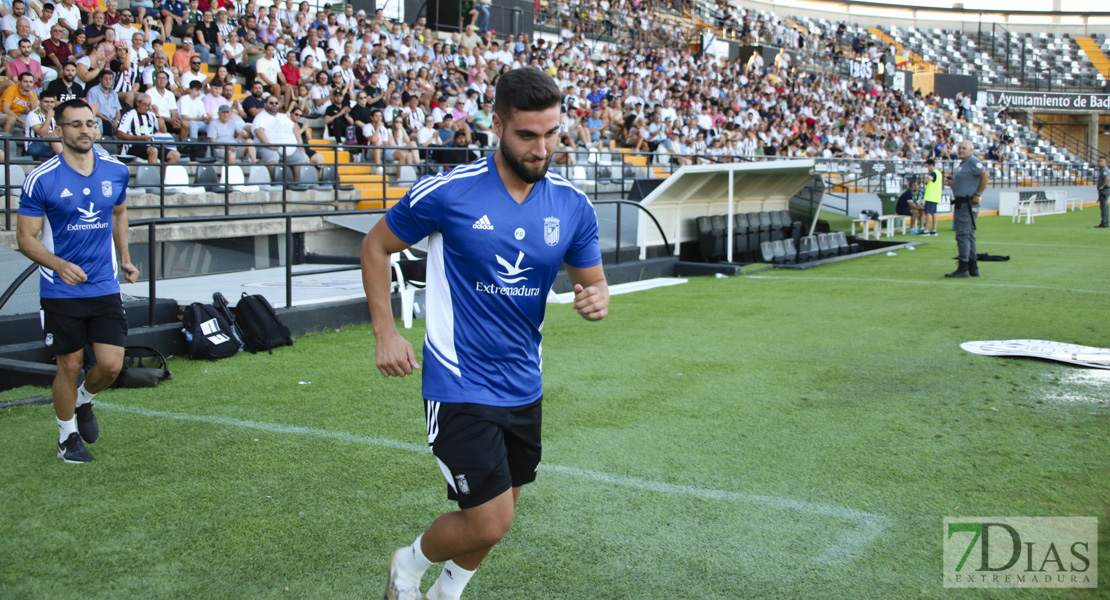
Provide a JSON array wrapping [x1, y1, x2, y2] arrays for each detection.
[[565, 263, 608, 321], [113, 202, 139, 283]]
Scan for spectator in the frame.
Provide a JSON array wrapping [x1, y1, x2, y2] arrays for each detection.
[[24, 89, 59, 157], [207, 101, 254, 162], [141, 50, 175, 90], [240, 79, 264, 119], [147, 69, 179, 132], [176, 78, 208, 137], [192, 9, 217, 63], [84, 10, 108, 46], [160, 0, 188, 41], [171, 36, 197, 78], [0, 70, 35, 131], [84, 67, 119, 133], [44, 60, 83, 102], [117, 92, 180, 162], [897, 179, 926, 234], [322, 86, 350, 141], [108, 42, 138, 108], [252, 92, 306, 165], [179, 50, 205, 89], [9, 38, 44, 90]]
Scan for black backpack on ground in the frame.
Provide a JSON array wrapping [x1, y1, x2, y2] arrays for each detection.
[[182, 302, 240, 360], [234, 293, 293, 354]]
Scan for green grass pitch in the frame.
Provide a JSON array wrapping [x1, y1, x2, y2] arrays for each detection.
[[1, 209, 1107, 599]]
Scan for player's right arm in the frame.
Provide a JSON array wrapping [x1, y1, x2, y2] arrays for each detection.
[[16, 214, 87, 285], [360, 218, 419, 377]]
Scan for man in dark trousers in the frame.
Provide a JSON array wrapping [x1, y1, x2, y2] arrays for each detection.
[[1095, 156, 1109, 229], [946, 140, 989, 278]]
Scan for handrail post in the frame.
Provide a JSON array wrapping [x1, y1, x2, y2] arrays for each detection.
[[614, 201, 622, 265], [147, 221, 156, 327], [285, 214, 293, 308]]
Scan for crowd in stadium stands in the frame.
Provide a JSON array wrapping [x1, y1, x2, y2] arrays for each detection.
[[0, 0, 974, 170]]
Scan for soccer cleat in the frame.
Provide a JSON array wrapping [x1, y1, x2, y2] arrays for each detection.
[[57, 432, 94, 463], [384, 549, 422, 600], [929, 231, 938, 236], [75, 402, 99, 443]]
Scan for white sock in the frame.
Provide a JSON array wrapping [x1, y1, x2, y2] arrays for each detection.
[[75, 384, 95, 408], [433, 560, 475, 599], [396, 534, 435, 582], [57, 416, 77, 444]]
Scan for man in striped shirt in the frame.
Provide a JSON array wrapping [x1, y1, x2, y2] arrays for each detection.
[[116, 93, 180, 162]]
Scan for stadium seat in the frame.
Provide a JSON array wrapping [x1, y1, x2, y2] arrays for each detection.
[[696, 216, 716, 262], [756, 211, 772, 245], [0, 163, 25, 198], [816, 233, 833, 259], [164, 165, 204, 194], [782, 238, 798, 264], [798, 236, 818, 262], [245, 165, 281, 191], [732, 213, 750, 259], [194, 165, 225, 192], [319, 165, 354, 190], [770, 239, 786, 264], [769, 211, 785, 241], [281, 166, 313, 191], [219, 165, 259, 192], [710, 214, 728, 261], [390, 252, 426, 330], [135, 165, 162, 194], [396, 165, 419, 184], [759, 241, 774, 263]]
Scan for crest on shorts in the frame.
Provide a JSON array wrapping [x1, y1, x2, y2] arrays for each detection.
[[44, 333, 53, 346], [454, 474, 470, 495], [101, 180, 113, 198], [543, 216, 560, 247]]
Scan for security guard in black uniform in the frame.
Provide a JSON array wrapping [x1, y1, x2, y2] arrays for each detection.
[[946, 140, 989, 278]]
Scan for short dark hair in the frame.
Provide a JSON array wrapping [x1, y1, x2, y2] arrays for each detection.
[[494, 67, 560, 119], [56, 98, 92, 121], [925, 158, 935, 165], [18, 72, 33, 81]]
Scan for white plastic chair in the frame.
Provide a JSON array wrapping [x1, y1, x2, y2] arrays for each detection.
[[220, 165, 259, 192], [164, 165, 205, 195], [1013, 197, 1034, 224]]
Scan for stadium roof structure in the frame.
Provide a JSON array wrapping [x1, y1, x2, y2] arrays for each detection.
[[637, 159, 820, 262]]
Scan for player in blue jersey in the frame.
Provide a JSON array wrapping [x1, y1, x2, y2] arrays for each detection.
[[361, 67, 609, 600], [16, 98, 137, 464]]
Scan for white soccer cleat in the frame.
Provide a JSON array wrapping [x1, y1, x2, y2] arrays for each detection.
[[383, 549, 422, 600]]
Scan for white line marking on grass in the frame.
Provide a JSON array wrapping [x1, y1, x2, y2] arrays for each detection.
[[979, 242, 1110, 251], [98, 402, 889, 565], [745, 275, 1110, 296]]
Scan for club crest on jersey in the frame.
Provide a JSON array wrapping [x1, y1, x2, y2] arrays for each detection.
[[543, 216, 560, 246], [101, 180, 113, 198]]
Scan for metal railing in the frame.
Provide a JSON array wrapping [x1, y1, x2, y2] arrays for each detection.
[[1, 139, 1100, 232]]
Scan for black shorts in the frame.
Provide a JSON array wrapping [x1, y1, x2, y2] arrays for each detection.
[[128, 144, 175, 161], [40, 294, 127, 355], [426, 398, 542, 509]]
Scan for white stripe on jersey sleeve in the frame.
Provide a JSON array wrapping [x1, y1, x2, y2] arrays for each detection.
[[411, 165, 489, 207], [422, 232, 461, 378], [544, 171, 591, 203], [408, 158, 487, 198], [22, 155, 61, 198]]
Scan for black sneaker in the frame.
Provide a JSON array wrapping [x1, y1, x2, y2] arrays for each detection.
[[75, 402, 99, 443], [57, 432, 94, 463]]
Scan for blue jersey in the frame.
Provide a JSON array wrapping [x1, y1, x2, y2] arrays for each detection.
[[18, 153, 131, 299], [386, 155, 602, 407]]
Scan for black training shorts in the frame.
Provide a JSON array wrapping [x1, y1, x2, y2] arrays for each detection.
[[40, 294, 127, 355], [425, 398, 542, 509]]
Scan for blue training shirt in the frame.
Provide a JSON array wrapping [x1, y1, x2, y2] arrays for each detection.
[[386, 155, 602, 407], [18, 153, 131, 299]]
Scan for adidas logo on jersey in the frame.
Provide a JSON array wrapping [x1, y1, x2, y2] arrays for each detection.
[[472, 215, 494, 230], [60, 188, 73, 198]]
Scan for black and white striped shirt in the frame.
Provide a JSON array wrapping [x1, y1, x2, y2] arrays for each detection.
[[117, 108, 158, 154]]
